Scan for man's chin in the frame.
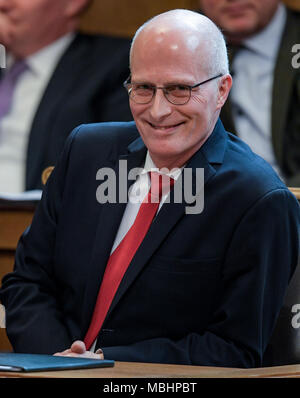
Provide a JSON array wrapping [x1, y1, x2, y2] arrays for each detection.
[[223, 20, 261, 41]]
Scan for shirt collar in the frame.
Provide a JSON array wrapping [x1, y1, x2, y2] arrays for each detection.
[[25, 33, 75, 77], [141, 151, 183, 181], [244, 3, 286, 60]]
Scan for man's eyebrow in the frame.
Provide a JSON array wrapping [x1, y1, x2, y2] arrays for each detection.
[[130, 80, 153, 85], [130, 80, 194, 86]]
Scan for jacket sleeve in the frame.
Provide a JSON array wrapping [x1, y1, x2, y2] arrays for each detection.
[[0, 126, 83, 355]]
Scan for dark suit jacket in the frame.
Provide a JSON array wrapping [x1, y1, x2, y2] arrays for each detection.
[[1, 120, 299, 367], [24, 32, 132, 190], [221, 8, 300, 187]]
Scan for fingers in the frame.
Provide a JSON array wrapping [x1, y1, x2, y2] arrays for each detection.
[[70, 340, 86, 354], [95, 348, 104, 360], [53, 348, 72, 356], [53, 340, 86, 356], [53, 341, 103, 359], [57, 351, 103, 359], [53, 340, 87, 357]]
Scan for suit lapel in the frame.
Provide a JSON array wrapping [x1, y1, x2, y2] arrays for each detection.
[[81, 138, 147, 331], [271, 9, 299, 167], [104, 119, 227, 322]]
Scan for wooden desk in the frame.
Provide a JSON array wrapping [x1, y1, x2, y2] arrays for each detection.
[[289, 187, 300, 200], [0, 362, 299, 378], [0, 205, 35, 277]]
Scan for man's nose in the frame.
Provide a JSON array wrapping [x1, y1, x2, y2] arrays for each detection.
[[149, 88, 172, 120]]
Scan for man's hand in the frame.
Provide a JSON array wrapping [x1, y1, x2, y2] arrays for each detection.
[[54, 340, 104, 359]]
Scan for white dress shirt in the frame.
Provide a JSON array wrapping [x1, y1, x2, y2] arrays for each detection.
[[0, 33, 74, 193], [230, 4, 286, 179], [111, 152, 182, 253]]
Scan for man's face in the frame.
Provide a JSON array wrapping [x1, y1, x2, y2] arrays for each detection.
[[129, 29, 231, 170], [199, 0, 280, 42], [0, 0, 76, 57]]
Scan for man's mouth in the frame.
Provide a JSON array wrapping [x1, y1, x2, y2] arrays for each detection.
[[223, 3, 252, 17], [149, 122, 184, 130]]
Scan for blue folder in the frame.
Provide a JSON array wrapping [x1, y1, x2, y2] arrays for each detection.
[[0, 352, 114, 372]]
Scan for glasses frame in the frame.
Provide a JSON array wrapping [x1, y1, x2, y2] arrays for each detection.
[[123, 73, 223, 105]]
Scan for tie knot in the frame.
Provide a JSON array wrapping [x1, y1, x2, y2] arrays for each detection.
[[4, 59, 28, 82], [149, 171, 174, 202], [227, 43, 246, 76]]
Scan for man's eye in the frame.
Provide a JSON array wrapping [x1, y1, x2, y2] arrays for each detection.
[[135, 84, 152, 90], [167, 85, 188, 91], [166, 85, 190, 97]]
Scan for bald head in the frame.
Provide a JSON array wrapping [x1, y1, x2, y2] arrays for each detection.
[[130, 9, 229, 76], [127, 9, 232, 170]]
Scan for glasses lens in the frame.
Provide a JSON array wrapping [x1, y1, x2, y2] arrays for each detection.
[[130, 84, 154, 104], [126, 83, 191, 105], [165, 85, 190, 104]]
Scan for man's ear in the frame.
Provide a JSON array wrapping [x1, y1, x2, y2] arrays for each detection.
[[65, 0, 91, 18], [216, 74, 232, 109]]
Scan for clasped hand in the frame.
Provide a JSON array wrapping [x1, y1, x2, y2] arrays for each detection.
[[54, 340, 103, 359]]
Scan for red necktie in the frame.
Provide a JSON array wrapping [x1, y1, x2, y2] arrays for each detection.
[[84, 172, 174, 349]]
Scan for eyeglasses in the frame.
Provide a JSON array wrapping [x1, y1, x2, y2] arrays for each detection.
[[123, 73, 223, 105]]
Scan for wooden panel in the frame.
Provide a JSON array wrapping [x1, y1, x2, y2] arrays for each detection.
[[0, 329, 12, 352], [0, 209, 33, 250], [284, 0, 300, 10], [80, 0, 198, 37], [80, 0, 300, 38]]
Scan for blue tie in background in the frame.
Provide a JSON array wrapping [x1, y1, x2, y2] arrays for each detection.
[[0, 60, 27, 119]]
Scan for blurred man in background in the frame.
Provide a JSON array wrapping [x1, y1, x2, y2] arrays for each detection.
[[199, 0, 300, 186], [0, 0, 132, 192]]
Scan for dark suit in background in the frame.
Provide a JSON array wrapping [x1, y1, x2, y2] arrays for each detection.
[[221, 8, 300, 186], [1, 120, 299, 367], [25, 33, 132, 190]]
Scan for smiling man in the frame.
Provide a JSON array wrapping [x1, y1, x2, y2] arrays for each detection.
[[1, 9, 299, 368], [127, 17, 230, 170]]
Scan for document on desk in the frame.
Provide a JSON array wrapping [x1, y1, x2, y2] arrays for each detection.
[[0, 353, 114, 372], [0, 190, 42, 207]]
